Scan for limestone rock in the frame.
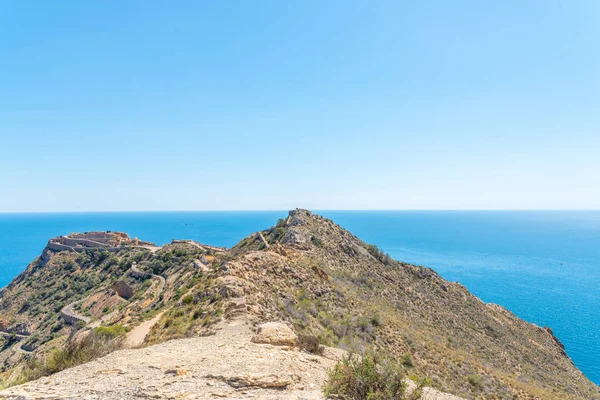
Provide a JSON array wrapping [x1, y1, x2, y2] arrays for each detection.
[[208, 374, 292, 389], [251, 322, 297, 346], [164, 367, 189, 376]]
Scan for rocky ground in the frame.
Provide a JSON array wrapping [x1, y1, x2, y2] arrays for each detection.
[[0, 317, 463, 400]]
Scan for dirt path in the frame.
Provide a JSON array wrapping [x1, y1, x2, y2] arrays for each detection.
[[11, 341, 32, 355], [125, 312, 164, 347]]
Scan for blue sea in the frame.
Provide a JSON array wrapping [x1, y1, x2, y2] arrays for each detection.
[[0, 211, 599, 385]]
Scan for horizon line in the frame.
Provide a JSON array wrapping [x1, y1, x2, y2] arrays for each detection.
[[2, 208, 600, 214]]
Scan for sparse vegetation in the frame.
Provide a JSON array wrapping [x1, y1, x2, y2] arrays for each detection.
[[94, 324, 127, 339], [323, 353, 420, 400], [365, 244, 392, 265], [311, 235, 324, 247], [0, 212, 594, 400], [401, 353, 414, 368], [297, 334, 325, 355], [467, 374, 482, 387], [11, 327, 126, 387]]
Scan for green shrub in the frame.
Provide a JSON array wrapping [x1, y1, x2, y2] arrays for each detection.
[[182, 294, 194, 305], [467, 374, 482, 387], [63, 260, 77, 272], [370, 314, 381, 327], [50, 322, 64, 333], [172, 308, 185, 318], [192, 308, 205, 320], [365, 244, 392, 265], [94, 325, 126, 339], [297, 334, 325, 355], [323, 353, 420, 400], [401, 353, 414, 368], [174, 287, 185, 300], [311, 236, 324, 247]]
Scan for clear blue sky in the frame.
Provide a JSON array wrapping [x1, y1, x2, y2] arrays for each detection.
[[1, 1, 599, 212]]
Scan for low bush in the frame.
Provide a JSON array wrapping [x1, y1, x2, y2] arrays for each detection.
[[297, 334, 325, 355], [467, 374, 482, 387], [311, 236, 324, 247], [401, 353, 414, 368], [365, 244, 392, 265], [370, 314, 381, 327], [94, 324, 126, 339], [323, 353, 422, 400]]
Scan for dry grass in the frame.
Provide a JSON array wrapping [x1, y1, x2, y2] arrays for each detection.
[[7, 326, 126, 388]]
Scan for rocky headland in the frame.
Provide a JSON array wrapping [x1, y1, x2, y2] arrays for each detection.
[[0, 210, 597, 399]]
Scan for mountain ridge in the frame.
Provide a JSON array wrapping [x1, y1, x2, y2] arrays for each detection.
[[0, 209, 597, 399]]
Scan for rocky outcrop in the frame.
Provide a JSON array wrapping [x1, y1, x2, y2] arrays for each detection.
[[543, 326, 568, 357], [255, 232, 270, 249], [0, 318, 464, 400], [0, 319, 337, 399], [206, 373, 292, 389], [280, 209, 313, 245], [251, 322, 298, 346]]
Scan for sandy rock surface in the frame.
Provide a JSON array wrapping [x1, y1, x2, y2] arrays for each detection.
[[0, 318, 464, 400], [0, 319, 333, 400], [251, 322, 298, 346]]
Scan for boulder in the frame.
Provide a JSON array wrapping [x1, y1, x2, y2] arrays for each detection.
[[251, 322, 297, 346]]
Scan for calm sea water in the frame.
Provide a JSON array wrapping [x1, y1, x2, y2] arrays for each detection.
[[0, 211, 599, 385]]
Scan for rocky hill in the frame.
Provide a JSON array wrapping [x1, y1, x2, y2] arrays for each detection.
[[0, 210, 598, 399]]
